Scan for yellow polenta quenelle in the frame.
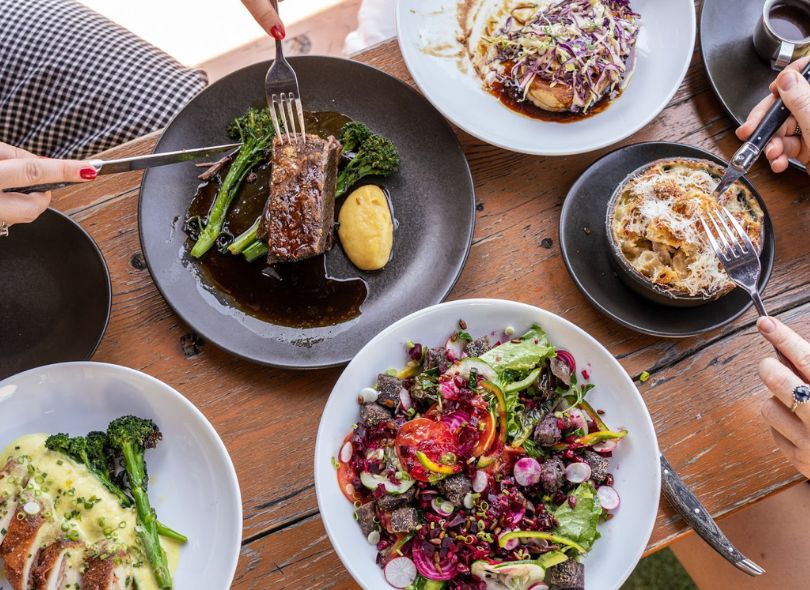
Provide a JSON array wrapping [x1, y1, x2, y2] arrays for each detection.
[[338, 185, 394, 271]]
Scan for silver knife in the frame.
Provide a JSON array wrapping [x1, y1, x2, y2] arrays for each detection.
[[11, 142, 240, 194], [660, 454, 764, 576], [713, 60, 810, 199]]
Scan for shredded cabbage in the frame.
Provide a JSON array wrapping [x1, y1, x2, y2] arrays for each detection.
[[483, 0, 641, 112]]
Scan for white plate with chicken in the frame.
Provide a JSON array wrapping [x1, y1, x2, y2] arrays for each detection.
[[0, 362, 241, 590], [397, 0, 695, 155]]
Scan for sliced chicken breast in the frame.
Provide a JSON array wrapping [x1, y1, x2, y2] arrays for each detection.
[[80, 554, 128, 590], [0, 503, 48, 590], [32, 539, 83, 590], [0, 458, 28, 546]]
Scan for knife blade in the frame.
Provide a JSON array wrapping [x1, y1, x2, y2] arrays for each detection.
[[660, 454, 764, 576], [713, 60, 810, 199], [9, 142, 241, 194]]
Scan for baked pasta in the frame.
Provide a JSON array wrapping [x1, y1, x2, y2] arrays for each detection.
[[609, 158, 764, 299]]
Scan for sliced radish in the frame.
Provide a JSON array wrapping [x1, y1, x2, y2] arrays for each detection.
[[597, 485, 621, 510], [565, 462, 591, 484], [593, 439, 618, 453], [463, 491, 474, 510], [384, 556, 417, 588], [367, 530, 380, 545], [445, 336, 465, 363], [528, 584, 550, 590], [359, 387, 378, 403], [513, 457, 542, 487], [472, 470, 489, 493], [432, 498, 455, 517], [339, 441, 353, 463], [498, 534, 518, 551], [399, 388, 412, 411]]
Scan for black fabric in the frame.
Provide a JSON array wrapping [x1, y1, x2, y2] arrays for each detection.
[[0, 0, 208, 159]]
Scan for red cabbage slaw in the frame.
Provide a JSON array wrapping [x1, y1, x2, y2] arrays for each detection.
[[335, 323, 628, 589], [482, 0, 640, 113]]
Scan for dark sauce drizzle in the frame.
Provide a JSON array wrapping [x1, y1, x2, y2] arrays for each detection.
[[186, 111, 368, 329], [489, 48, 636, 122]]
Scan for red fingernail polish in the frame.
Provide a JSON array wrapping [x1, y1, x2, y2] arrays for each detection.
[[80, 167, 97, 180], [271, 24, 285, 40]]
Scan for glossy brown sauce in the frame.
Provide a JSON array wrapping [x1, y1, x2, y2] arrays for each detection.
[[488, 49, 636, 122], [187, 111, 368, 329]]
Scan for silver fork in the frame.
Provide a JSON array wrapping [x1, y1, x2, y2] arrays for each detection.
[[264, 0, 306, 143], [700, 207, 797, 372]]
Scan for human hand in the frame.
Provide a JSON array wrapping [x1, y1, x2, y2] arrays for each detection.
[[757, 316, 810, 479], [242, 0, 286, 40], [737, 57, 810, 173], [0, 142, 97, 228]]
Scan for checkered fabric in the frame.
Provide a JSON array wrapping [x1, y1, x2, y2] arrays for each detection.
[[0, 0, 208, 159]]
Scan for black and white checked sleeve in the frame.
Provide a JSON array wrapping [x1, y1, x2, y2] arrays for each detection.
[[0, 0, 208, 160]]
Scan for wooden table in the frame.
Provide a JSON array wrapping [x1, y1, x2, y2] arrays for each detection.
[[53, 17, 810, 590]]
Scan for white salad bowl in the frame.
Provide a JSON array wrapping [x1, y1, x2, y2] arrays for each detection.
[[315, 299, 660, 590], [0, 362, 242, 590], [396, 0, 696, 156]]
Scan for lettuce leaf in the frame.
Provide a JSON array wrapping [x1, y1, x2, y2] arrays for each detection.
[[552, 482, 602, 552], [480, 324, 554, 376]]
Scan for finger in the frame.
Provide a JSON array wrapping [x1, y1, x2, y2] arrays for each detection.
[[772, 153, 791, 173], [737, 93, 778, 140], [781, 135, 804, 160], [0, 142, 38, 161], [241, 0, 285, 39], [762, 397, 809, 448], [765, 137, 785, 161], [774, 69, 810, 139], [771, 427, 801, 466], [778, 115, 799, 138], [758, 316, 810, 380], [0, 158, 96, 190], [0, 191, 51, 225]]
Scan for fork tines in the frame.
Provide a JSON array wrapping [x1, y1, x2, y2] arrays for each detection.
[[699, 206, 756, 263], [269, 92, 307, 144]]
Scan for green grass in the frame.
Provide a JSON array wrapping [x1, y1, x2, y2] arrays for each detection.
[[621, 548, 697, 590]]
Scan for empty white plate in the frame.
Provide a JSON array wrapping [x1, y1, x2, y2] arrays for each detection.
[[0, 362, 242, 590], [397, 0, 696, 155]]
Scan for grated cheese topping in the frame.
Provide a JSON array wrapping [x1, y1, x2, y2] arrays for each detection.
[[610, 158, 764, 298]]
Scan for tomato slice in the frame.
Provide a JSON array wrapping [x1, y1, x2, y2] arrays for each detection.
[[395, 418, 459, 482], [336, 433, 363, 503], [337, 461, 362, 502]]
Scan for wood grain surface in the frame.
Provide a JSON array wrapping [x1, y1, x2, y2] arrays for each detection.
[[50, 4, 810, 587]]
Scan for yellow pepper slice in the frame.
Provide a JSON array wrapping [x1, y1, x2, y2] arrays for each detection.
[[415, 450, 461, 475], [498, 530, 587, 554]]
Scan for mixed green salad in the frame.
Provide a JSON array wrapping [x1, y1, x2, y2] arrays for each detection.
[[335, 322, 627, 589]]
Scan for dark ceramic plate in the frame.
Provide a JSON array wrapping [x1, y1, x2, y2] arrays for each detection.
[[0, 209, 111, 378], [139, 57, 475, 369], [560, 142, 775, 338], [701, 0, 804, 171]]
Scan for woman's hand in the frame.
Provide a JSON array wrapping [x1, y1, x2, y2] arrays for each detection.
[[737, 57, 810, 173], [0, 142, 96, 228], [758, 316, 810, 479], [242, 0, 286, 40]]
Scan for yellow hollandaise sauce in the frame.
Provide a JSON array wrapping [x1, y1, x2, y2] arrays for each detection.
[[0, 434, 180, 589]]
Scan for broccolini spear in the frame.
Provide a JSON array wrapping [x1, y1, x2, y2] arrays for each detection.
[[190, 107, 276, 258], [46, 431, 131, 507], [45, 431, 187, 544], [335, 134, 400, 198], [107, 416, 172, 589], [339, 121, 372, 153]]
